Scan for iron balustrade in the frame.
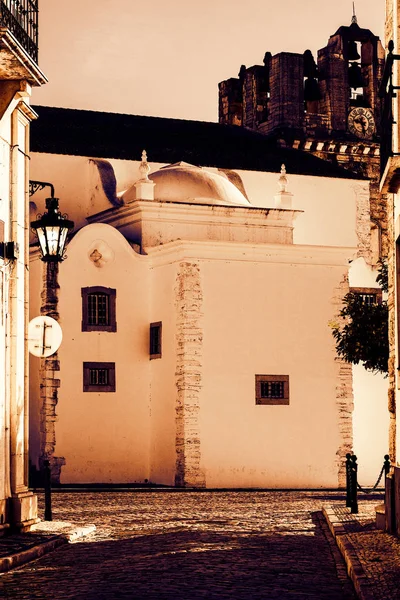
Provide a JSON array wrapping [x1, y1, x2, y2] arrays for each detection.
[[0, 0, 38, 63]]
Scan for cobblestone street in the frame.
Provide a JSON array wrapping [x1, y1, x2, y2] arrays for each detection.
[[0, 491, 359, 599]]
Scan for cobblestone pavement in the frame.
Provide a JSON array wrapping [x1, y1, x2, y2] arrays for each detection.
[[0, 491, 360, 600], [323, 501, 400, 600]]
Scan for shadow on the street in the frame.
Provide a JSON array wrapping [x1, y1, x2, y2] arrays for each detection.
[[1, 524, 357, 600]]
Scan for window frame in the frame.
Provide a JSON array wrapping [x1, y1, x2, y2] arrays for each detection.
[[255, 374, 289, 405], [81, 286, 117, 332], [149, 322, 162, 359], [350, 287, 382, 306], [83, 362, 116, 392]]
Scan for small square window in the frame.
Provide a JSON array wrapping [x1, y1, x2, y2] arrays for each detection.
[[83, 362, 116, 392], [350, 287, 382, 306], [82, 287, 116, 332], [255, 375, 289, 405], [150, 322, 162, 359]]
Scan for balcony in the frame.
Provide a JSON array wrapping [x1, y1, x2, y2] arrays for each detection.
[[0, 0, 38, 62], [0, 0, 46, 85]]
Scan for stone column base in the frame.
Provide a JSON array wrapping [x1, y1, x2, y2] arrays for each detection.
[[9, 490, 39, 532]]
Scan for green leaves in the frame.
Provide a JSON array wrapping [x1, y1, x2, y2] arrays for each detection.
[[331, 292, 388, 375]]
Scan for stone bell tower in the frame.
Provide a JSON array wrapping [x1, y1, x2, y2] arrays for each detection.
[[218, 13, 387, 259]]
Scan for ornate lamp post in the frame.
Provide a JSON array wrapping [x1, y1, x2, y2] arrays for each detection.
[[30, 188, 74, 519]]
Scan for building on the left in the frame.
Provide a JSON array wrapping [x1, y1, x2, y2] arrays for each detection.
[[0, 0, 46, 531]]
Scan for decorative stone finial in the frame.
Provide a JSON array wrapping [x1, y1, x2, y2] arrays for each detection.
[[139, 149, 151, 181], [134, 149, 155, 201], [274, 164, 293, 209], [351, 2, 357, 25], [278, 164, 288, 193]]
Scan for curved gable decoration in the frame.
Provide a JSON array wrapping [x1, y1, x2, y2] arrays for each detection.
[[89, 159, 123, 207]]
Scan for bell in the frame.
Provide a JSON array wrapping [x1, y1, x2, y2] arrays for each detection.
[[303, 50, 317, 78], [348, 62, 364, 90], [348, 40, 360, 61], [304, 77, 321, 101]]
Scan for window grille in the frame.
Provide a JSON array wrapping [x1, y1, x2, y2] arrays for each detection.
[[83, 362, 115, 392], [88, 293, 109, 326], [356, 293, 377, 307], [350, 287, 382, 306], [255, 375, 289, 405], [150, 322, 162, 359], [260, 380, 284, 399], [89, 368, 109, 386], [82, 287, 116, 332]]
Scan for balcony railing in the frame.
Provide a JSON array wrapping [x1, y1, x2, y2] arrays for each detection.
[[0, 0, 38, 63]]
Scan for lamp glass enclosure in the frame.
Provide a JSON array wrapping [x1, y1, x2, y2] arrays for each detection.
[[31, 198, 74, 262]]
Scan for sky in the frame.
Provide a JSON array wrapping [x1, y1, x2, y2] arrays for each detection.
[[32, 0, 386, 122]]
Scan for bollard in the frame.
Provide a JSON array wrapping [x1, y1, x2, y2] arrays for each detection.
[[43, 459, 52, 521], [350, 455, 358, 514], [346, 453, 352, 508], [384, 454, 391, 476]]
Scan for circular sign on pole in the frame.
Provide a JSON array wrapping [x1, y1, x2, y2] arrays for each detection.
[[28, 316, 63, 358]]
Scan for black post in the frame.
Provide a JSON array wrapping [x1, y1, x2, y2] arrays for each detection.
[[346, 453, 352, 508], [350, 455, 358, 514], [384, 454, 391, 475], [43, 459, 52, 521]]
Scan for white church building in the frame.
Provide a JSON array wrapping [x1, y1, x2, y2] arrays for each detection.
[[28, 106, 388, 489]]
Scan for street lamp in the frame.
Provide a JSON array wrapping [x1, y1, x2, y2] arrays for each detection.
[[29, 189, 74, 519], [31, 196, 74, 262]]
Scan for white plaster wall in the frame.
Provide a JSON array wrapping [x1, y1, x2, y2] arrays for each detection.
[[209, 168, 364, 250], [348, 257, 390, 483], [148, 262, 179, 485], [198, 248, 350, 488], [29, 153, 165, 233], [30, 154, 365, 255], [352, 365, 390, 484], [55, 224, 151, 483]]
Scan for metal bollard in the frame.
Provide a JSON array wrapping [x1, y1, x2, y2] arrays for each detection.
[[349, 455, 358, 514], [43, 459, 52, 521], [346, 453, 352, 508], [384, 454, 391, 476]]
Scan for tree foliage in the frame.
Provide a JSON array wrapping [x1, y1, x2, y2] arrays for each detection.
[[331, 262, 389, 375]]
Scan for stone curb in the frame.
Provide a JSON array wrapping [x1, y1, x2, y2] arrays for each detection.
[[0, 523, 96, 574], [322, 507, 376, 600]]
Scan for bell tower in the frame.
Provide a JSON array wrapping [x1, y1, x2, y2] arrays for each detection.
[[317, 11, 385, 137], [218, 14, 387, 260]]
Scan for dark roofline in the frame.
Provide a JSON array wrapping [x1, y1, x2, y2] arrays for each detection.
[[30, 105, 365, 180]]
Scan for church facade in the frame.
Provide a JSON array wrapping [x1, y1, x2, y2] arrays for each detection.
[[27, 103, 387, 488], [27, 17, 390, 489]]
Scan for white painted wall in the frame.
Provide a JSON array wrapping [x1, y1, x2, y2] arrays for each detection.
[[198, 246, 350, 488], [55, 224, 152, 483], [148, 261, 179, 485], [29, 150, 386, 487]]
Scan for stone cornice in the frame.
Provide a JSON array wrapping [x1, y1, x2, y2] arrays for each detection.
[[145, 239, 356, 268]]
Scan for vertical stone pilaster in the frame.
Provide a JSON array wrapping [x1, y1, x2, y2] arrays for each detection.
[[174, 261, 205, 488], [332, 273, 354, 487], [352, 182, 373, 265], [39, 262, 65, 483]]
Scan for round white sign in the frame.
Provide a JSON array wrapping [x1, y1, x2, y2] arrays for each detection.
[[28, 316, 63, 358]]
